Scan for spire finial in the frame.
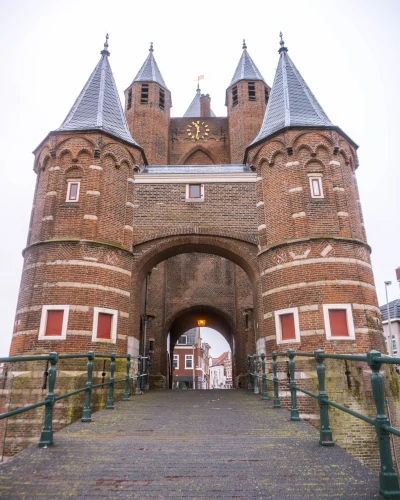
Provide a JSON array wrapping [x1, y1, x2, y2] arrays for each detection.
[[149, 42, 154, 52], [278, 32, 288, 54], [242, 39, 247, 50], [101, 33, 110, 57]]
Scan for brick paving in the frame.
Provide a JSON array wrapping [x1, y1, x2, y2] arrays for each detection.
[[0, 390, 380, 499]]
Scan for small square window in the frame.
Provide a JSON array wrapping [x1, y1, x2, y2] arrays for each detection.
[[186, 184, 204, 202], [38, 305, 69, 340], [323, 304, 355, 340], [173, 355, 179, 369], [309, 175, 324, 199], [185, 355, 193, 369], [66, 181, 80, 202], [275, 308, 300, 344], [92, 307, 118, 343]]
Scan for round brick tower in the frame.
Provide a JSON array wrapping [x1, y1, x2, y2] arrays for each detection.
[[245, 36, 383, 356], [124, 43, 171, 165], [10, 37, 145, 356], [227, 40, 271, 164]]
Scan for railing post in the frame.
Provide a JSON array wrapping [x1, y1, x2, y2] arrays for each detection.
[[272, 351, 281, 408], [315, 349, 334, 446], [39, 352, 58, 447], [288, 349, 300, 421], [261, 353, 268, 400], [123, 354, 131, 401], [145, 356, 150, 392], [136, 356, 142, 395], [253, 354, 259, 395], [367, 350, 400, 498], [247, 355, 252, 390], [81, 351, 95, 421], [106, 353, 116, 409]]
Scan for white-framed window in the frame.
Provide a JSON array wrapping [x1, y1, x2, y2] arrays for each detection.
[[66, 180, 81, 202], [173, 354, 179, 369], [38, 305, 69, 340], [92, 307, 118, 343], [274, 307, 300, 344], [185, 355, 193, 369], [177, 335, 187, 345], [308, 174, 324, 199], [186, 184, 204, 202], [323, 304, 355, 340]]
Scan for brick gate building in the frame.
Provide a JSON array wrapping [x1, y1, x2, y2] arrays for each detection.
[[5, 34, 396, 468]]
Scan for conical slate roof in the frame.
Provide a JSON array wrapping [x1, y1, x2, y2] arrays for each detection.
[[132, 43, 168, 90], [183, 88, 216, 117], [251, 39, 333, 146], [57, 38, 139, 147], [229, 40, 265, 88]]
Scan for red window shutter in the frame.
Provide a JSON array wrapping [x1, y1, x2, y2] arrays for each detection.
[[97, 313, 112, 339], [45, 310, 64, 336], [280, 313, 296, 341], [329, 309, 349, 336]]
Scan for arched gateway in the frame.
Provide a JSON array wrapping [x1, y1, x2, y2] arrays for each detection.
[[5, 35, 397, 473]]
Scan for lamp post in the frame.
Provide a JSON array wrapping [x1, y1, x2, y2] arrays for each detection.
[[384, 281, 394, 357]]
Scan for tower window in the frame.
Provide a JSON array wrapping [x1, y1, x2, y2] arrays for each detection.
[[308, 174, 324, 199], [66, 180, 80, 202], [265, 88, 269, 104], [127, 88, 132, 110], [38, 305, 69, 340], [159, 88, 165, 110], [140, 84, 149, 104], [232, 86, 238, 107], [92, 307, 118, 343], [274, 307, 300, 344], [248, 82, 256, 101], [323, 304, 355, 340]]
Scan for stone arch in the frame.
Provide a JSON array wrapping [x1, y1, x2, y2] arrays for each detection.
[[167, 304, 234, 347], [179, 145, 220, 165]]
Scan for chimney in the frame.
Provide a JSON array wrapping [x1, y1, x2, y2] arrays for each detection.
[[200, 94, 211, 118]]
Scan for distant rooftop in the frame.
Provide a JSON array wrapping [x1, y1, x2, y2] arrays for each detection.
[[380, 299, 400, 322]]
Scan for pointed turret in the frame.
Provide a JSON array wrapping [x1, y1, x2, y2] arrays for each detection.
[[227, 40, 270, 163], [229, 39, 266, 87], [131, 42, 168, 90], [124, 43, 171, 164], [183, 85, 216, 118], [249, 34, 355, 150], [57, 35, 140, 147]]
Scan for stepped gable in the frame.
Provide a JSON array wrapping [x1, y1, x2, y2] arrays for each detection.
[[250, 34, 356, 149], [183, 86, 216, 117], [229, 39, 265, 88], [57, 36, 140, 147], [131, 42, 168, 90]]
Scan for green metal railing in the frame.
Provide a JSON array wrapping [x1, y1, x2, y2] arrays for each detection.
[[0, 352, 150, 448], [247, 349, 400, 499]]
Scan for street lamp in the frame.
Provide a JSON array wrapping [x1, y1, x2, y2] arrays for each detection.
[[384, 281, 394, 357]]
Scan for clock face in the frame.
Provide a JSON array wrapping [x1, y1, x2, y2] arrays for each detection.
[[187, 121, 210, 140]]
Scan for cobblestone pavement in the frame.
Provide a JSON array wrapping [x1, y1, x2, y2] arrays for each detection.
[[0, 390, 381, 499]]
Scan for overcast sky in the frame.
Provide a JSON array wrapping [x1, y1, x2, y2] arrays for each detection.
[[0, 0, 399, 357]]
